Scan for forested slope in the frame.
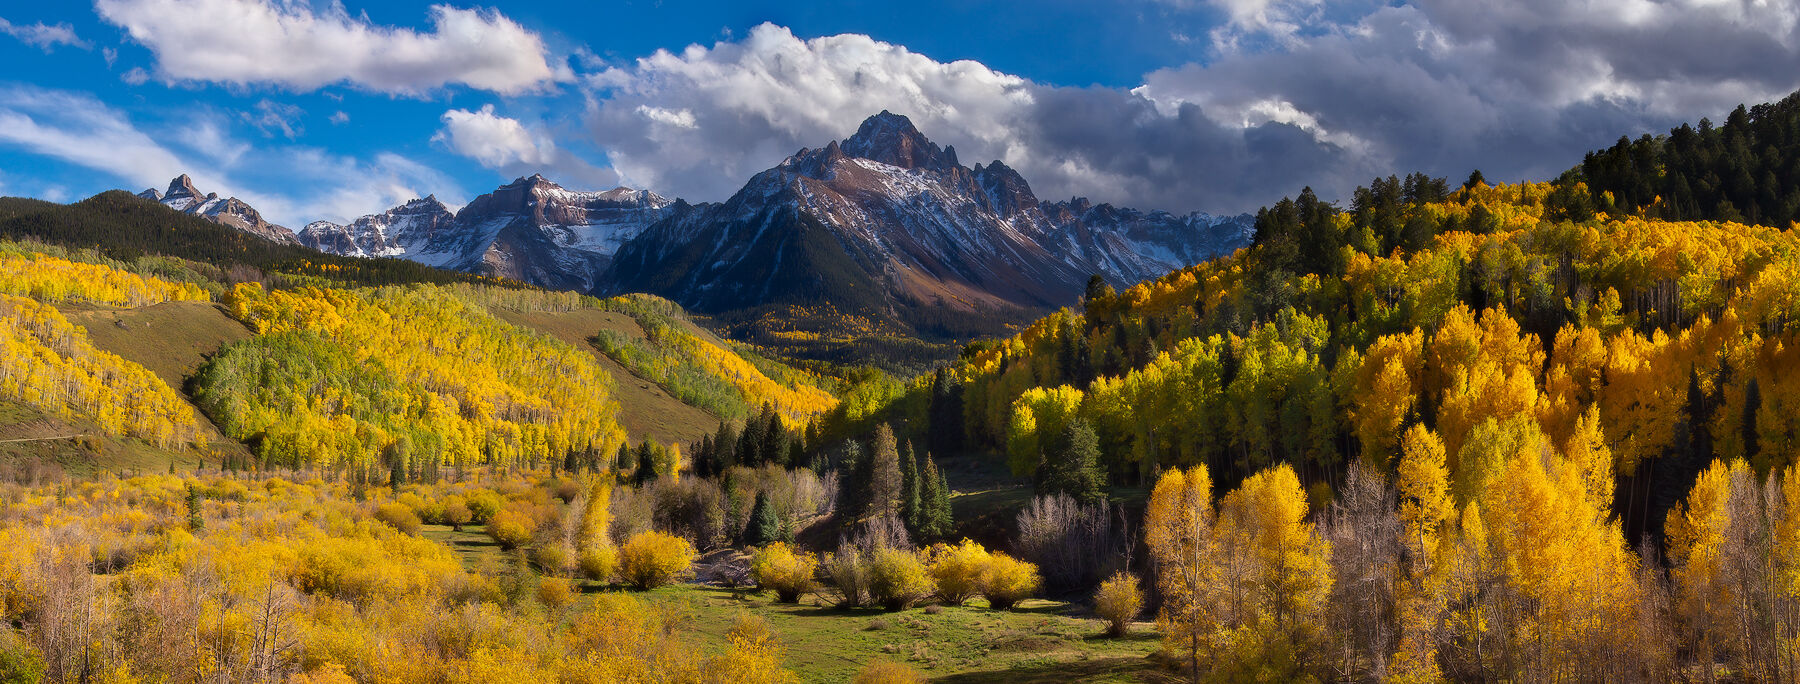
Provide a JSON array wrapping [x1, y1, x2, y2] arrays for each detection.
[[907, 174, 1800, 549]]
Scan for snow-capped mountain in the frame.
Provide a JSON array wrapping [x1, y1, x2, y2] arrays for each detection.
[[300, 112, 1249, 338], [138, 175, 299, 245], [603, 111, 1251, 335], [303, 175, 677, 292], [297, 196, 456, 259]]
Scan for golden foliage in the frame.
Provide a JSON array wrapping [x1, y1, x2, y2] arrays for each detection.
[[617, 530, 696, 590], [0, 294, 201, 447]]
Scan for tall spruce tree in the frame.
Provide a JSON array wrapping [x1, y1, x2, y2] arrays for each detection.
[[918, 454, 953, 540], [745, 491, 780, 546], [901, 440, 921, 533], [634, 442, 658, 485]]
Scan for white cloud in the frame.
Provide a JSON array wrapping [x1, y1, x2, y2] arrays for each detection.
[[330, 111, 350, 125], [0, 86, 195, 190], [0, 17, 90, 51], [0, 85, 458, 227], [121, 68, 149, 85], [433, 104, 556, 168], [244, 99, 304, 139], [584, 23, 1037, 201], [433, 104, 618, 189], [242, 150, 465, 226], [635, 106, 696, 129], [94, 0, 559, 95]]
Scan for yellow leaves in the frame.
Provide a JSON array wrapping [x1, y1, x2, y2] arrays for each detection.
[[215, 284, 629, 469], [1006, 385, 1085, 477], [1429, 306, 1545, 458], [0, 249, 209, 308], [1217, 464, 1332, 624], [750, 542, 818, 603], [1396, 425, 1452, 560], [0, 294, 200, 447], [617, 531, 696, 590], [1345, 329, 1425, 460], [1146, 463, 1332, 679]]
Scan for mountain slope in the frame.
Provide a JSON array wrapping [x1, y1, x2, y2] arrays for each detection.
[[302, 175, 678, 292], [0, 191, 513, 288], [139, 175, 300, 245], [603, 112, 1252, 344]]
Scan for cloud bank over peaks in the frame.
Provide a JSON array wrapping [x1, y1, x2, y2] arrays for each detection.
[[575, 1, 1800, 214]]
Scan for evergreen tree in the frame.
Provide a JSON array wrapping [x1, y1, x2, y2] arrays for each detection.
[[385, 436, 410, 494], [615, 442, 633, 474], [867, 425, 903, 520], [745, 491, 781, 546], [760, 404, 786, 467], [739, 407, 768, 466], [918, 455, 954, 540], [185, 483, 204, 532], [634, 442, 658, 485], [927, 367, 966, 458], [901, 440, 921, 533], [1036, 418, 1107, 505], [787, 435, 808, 473], [714, 420, 740, 472], [842, 442, 870, 517]]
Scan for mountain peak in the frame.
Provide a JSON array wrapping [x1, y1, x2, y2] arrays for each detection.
[[164, 174, 202, 200], [507, 173, 560, 189], [842, 111, 956, 171]]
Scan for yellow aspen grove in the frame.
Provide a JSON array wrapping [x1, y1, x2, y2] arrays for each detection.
[[0, 294, 201, 447]]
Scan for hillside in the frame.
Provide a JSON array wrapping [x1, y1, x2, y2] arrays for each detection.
[[0, 191, 515, 289], [61, 300, 250, 389], [485, 306, 719, 445], [0, 214, 836, 473]]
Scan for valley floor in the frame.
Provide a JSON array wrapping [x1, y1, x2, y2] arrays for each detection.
[[422, 522, 1171, 683]]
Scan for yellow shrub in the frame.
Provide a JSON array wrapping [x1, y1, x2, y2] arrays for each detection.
[[466, 490, 503, 524], [617, 531, 696, 589], [486, 509, 534, 550], [374, 502, 421, 536], [981, 553, 1041, 610], [925, 540, 991, 606], [579, 545, 618, 583], [702, 614, 797, 684], [1094, 571, 1143, 636], [854, 660, 926, 684], [440, 496, 473, 530], [750, 542, 818, 603], [867, 548, 933, 611], [534, 543, 574, 577], [537, 577, 575, 611]]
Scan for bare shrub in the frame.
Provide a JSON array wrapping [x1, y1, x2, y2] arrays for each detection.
[[1319, 462, 1401, 680], [1014, 493, 1126, 592]]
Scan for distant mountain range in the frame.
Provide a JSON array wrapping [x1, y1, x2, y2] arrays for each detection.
[[138, 175, 299, 245], [297, 178, 674, 293], [134, 112, 1253, 340]]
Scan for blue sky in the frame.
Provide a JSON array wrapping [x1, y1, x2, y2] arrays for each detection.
[[2, 1, 1797, 227]]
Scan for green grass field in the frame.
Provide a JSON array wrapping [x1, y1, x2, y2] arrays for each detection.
[[420, 521, 1172, 682]]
